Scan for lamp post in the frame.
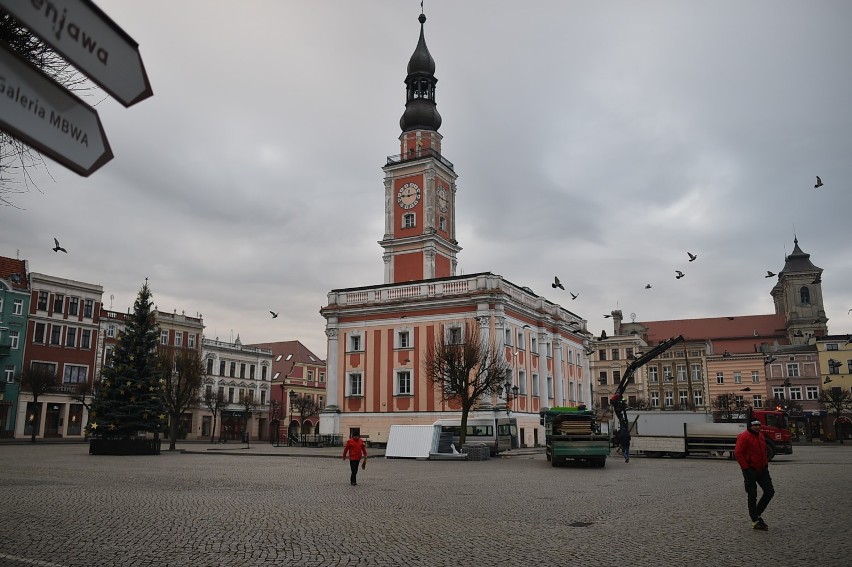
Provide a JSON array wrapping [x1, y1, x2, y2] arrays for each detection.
[[503, 382, 519, 416], [289, 389, 297, 446]]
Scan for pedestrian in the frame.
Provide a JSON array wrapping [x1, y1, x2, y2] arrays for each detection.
[[342, 432, 368, 486], [734, 420, 775, 530], [618, 426, 631, 462]]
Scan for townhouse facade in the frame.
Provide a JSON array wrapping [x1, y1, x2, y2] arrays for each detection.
[[0, 257, 30, 437]]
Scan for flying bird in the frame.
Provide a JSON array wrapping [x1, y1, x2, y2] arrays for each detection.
[[269, 311, 279, 318], [764, 356, 776, 365], [644, 284, 652, 289], [603, 314, 612, 319], [726, 317, 735, 320], [814, 176, 823, 188], [570, 292, 579, 300], [812, 276, 821, 284], [765, 271, 776, 278], [687, 252, 697, 262], [848, 309, 852, 314], [675, 270, 685, 279], [52, 238, 67, 253], [552, 276, 565, 290]]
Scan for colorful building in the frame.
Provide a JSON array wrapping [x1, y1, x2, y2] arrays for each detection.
[[0, 256, 30, 437]]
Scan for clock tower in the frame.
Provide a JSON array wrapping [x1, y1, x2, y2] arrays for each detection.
[[379, 13, 460, 284]]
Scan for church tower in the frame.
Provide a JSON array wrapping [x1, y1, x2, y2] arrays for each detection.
[[770, 238, 828, 343], [379, 13, 461, 284]]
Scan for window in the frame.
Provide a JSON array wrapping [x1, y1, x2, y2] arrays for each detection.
[[62, 365, 88, 384], [68, 297, 79, 316], [174, 332, 183, 347], [691, 364, 702, 382], [752, 395, 763, 408], [613, 370, 622, 384], [207, 358, 214, 375], [806, 386, 818, 400], [82, 299, 93, 318], [799, 286, 810, 304], [651, 391, 660, 407], [787, 363, 800, 377], [9, 331, 19, 349], [547, 376, 554, 399], [50, 325, 62, 345], [107, 324, 116, 338], [4, 365, 15, 383], [105, 346, 115, 367], [600, 396, 609, 408], [349, 334, 361, 352], [37, 291, 48, 310], [218, 386, 224, 400], [751, 371, 759, 384], [735, 395, 745, 405], [80, 329, 91, 349], [53, 293, 64, 313], [395, 370, 412, 395], [677, 364, 687, 382], [240, 363, 246, 378], [228, 388, 234, 403], [504, 329, 512, 346], [734, 372, 742, 384], [664, 391, 674, 407], [531, 372, 539, 396], [693, 390, 704, 407], [716, 372, 724, 385], [230, 362, 236, 378], [598, 349, 607, 361], [347, 372, 363, 397], [626, 347, 634, 359], [307, 370, 314, 381], [219, 360, 225, 376], [518, 370, 526, 395], [250, 365, 256, 380], [531, 337, 538, 353], [439, 216, 446, 231], [319, 371, 325, 383], [0, 297, 3, 312], [34, 322, 46, 343], [160, 330, 169, 345], [789, 387, 803, 400], [679, 390, 689, 406], [827, 343, 838, 351], [398, 331, 411, 349], [648, 367, 658, 383], [663, 366, 673, 381], [611, 349, 619, 360], [12, 299, 23, 315], [262, 366, 268, 381], [260, 391, 266, 405], [517, 332, 524, 349], [598, 371, 607, 385], [773, 387, 785, 399], [188, 334, 196, 348], [447, 326, 462, 345], [65, 328, 77, 348], [403, 213, 416, 228]]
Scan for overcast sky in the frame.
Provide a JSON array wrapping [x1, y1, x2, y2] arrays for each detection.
[[3, 1, 852, 357]]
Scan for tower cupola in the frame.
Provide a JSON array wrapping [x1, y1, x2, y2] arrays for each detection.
[[400, 14, 442, 133]]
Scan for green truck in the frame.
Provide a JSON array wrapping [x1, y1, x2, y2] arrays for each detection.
[[540, 406, 610, 467]]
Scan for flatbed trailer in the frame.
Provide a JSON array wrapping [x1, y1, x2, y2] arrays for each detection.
[[541, 407, 610, 467]]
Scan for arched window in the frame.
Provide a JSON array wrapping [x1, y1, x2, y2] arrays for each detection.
[[799, 286, 810, 305]]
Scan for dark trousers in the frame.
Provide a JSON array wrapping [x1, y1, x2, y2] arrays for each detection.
[[349, 459, 360, 484], [742, 467, 775, 521]]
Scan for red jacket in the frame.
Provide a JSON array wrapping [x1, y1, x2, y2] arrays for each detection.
[[734, 429, 768, 471], [343, 437, 367, 461]]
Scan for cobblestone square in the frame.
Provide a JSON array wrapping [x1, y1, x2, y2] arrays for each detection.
[[0, 444, 850, 566]]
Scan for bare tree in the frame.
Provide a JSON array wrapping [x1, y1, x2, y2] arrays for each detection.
[[0, 10, 93, 204], [71, 381, 99, 418], [16, 364, 57, 442], [157, 347, 205, 451], [289, 393, 319, 446], [819, 388, 852, 444], [714, 394, 749, 422], [202, 388, 228, 444], [422, 320, 510, 447], [237, 391, 260, 444]]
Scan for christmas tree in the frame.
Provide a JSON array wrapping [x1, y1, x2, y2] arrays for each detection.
[[87, 281, 166, 439]]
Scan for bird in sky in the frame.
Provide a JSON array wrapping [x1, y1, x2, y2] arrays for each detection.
[[814, 176, 823, 188], [675, 270, 685, 279], [764, 355, 776, 365], [812, 276, 821, 284], [570, 292, 579, 300], [552, 276, 565, 290], [52, 238, 67, 253], [269, 311, 279, 318], [726, 316, 735, 320], [645, 284, 652, 289], [765, 271, 776, 278], [687, 252, 697, 262], [848, 309, 852, 314], [603, 314, 612, 318], [824, 376, 833, 384]]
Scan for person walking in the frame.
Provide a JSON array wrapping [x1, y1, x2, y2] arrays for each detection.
[[618, 426, 631, 463], [734, 420, 775, 530], [342, 432, 368, 486]]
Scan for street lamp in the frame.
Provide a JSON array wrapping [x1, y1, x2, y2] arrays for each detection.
[[503, 382, 519, 416], [289, 390, 298, 446]]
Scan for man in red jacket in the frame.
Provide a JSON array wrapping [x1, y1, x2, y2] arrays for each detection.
[[734, 420, 775, 530], [342, 432, 368, 486]]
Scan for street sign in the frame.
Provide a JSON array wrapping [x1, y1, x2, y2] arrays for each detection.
[[0, 0, 153, 107], [0, 42, 113, 176]]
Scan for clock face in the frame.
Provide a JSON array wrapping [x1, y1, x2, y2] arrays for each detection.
[[436, 186, 448, 212], [397, 182, 421, 209]]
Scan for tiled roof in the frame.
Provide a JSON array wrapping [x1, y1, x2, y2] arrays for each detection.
[[0, 256, 28, 290], [640, 314, 788, 354], [248, 340, 326, 381]]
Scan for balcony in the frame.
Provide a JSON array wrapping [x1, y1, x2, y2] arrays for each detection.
[[386, 147, 454, 171]]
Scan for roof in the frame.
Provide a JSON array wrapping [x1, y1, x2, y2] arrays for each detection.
[[247, 340, 326, 380], [639, 314, 788, 354], [781, 238, 821, 274], [0, 256, 28, 290]]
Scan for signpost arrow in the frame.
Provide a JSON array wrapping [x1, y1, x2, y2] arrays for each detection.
[[0, 0, 153, 107], [0, 42, 113, 176]]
